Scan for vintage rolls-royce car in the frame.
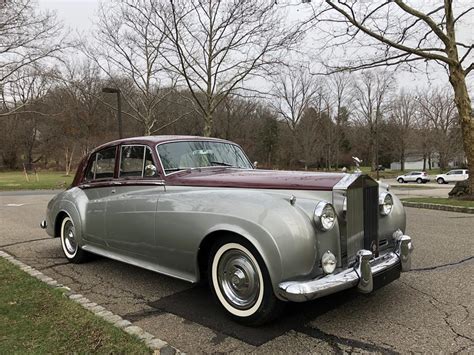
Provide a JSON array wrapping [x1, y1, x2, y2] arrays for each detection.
[[41, 136, 413, 325]]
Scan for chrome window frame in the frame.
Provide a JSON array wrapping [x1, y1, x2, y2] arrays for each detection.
[[118, 144, 156, 179], [84, 146, 117, 182]]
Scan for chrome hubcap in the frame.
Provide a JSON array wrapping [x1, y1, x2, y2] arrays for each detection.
[[217, 249, 260, 310], [63, 220, 77, 254]]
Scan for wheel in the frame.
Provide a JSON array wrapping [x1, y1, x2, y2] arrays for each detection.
[[397, 178, 404, 183], [437, 178, 445, 184], [208, 237, 284, 325], [416, 178, 422, 184], [60, 216, 89, 263]]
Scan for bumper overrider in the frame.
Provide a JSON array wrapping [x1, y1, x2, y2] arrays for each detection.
[[278, 234, 413, 302]]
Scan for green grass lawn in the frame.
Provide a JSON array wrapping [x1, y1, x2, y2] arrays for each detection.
[[0, 258, 150, 354], [402, 197, 474, 208], [0, 171, 73, 191]]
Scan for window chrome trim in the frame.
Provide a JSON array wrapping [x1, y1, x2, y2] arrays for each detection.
[[155, 139, 254, 177], [119, 144, 156, 179], [84, 146, 116, 183]]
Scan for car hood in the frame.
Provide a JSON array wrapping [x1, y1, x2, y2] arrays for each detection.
[[165, 168, 345, 191]]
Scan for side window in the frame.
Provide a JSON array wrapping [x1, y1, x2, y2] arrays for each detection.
[[84, 147, 116, 181], [95, 147, 116, 179], [455, 171, 463, 175], [120, 145, 157, 178], [120, 146, 145, 177]]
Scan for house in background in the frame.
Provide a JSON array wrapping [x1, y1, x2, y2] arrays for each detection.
[[390, 153, 464, 171]]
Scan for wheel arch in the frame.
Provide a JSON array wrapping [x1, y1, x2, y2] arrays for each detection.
[[54, 211, 70, 238], [196, 226, 282, 290]]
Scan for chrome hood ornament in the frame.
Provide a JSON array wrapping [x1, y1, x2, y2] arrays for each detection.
[[352, 156, 362, 173]]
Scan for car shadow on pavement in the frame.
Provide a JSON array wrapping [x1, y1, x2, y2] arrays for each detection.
[[148, 285, 355, 346]]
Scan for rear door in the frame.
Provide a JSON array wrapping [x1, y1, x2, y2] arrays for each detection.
[[105, 144, 164, 259], [81, 146, 118, 247], [453, 170, 464, 181], [407, 172, 418, 182]]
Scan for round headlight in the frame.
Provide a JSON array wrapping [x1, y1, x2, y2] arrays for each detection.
[[379, 192, 393, 216], [314, 201, 336, 231]]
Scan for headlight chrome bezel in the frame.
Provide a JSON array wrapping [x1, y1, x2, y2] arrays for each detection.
[[379, 192, 393, 216], [314, 201, 336, 231]]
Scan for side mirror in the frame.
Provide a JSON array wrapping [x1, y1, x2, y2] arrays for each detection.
[[144, 164, 157, 177], [253, 161, 258, 169]]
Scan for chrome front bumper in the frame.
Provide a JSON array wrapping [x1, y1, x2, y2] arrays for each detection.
[[278, 235, 413, 302]]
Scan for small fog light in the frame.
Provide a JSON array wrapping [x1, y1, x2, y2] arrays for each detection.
[[321, 251, 337, 274]]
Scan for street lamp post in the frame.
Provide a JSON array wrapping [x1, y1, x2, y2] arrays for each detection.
[[102, 87, 123, 139]]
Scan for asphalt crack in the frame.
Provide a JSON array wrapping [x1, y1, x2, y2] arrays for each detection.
[[410, 256, 473, 272], [296, 325, 399, 354], [0, 237, 52, 248], [401, 281, 473, 347]]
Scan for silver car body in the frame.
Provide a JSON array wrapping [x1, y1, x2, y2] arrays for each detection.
[[43, 136, 412, 302]]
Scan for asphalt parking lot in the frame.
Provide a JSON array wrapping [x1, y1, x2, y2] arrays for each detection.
[[1, 190, 473, 353]]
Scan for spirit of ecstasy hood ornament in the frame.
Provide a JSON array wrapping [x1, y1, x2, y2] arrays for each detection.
[[352, 156, 362, 173]]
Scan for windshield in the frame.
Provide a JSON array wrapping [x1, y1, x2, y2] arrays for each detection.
[[157, 140, 253, 173]]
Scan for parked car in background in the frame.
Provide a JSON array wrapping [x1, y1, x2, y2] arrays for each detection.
[[435, 169, 469, 184], [41, 135, 413, 325], [396, 171, 430, 184]]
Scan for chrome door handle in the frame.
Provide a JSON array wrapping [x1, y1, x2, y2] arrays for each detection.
[[111, 189, 116, 194]]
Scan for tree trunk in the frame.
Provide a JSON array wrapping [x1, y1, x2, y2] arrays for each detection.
[[448, 64, 473, 195], [400, 149, 405, 171], [203, 111, 213, 137]]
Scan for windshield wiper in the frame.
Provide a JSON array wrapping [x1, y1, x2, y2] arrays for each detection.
[[210, 161, 236, 167], [165, 168, 185, 172]]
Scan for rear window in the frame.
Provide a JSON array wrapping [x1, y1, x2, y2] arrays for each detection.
[[84, 147, 116, 181]]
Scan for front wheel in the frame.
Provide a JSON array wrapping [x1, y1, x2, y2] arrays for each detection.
[[208, 238, 284, 325], [397, 178, 404, 183], [60, 216, 89, 263], [437, 178, 445, 184]]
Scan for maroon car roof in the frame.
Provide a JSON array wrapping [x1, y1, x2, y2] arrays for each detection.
[[93, 135, 234, 151]]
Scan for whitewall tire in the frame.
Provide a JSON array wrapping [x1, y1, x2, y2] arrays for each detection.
[[60, 215, 88, 263], [208, 237, 283, 325]]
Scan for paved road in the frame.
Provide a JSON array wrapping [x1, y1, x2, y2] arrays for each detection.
[[1, 191, 473, 353]]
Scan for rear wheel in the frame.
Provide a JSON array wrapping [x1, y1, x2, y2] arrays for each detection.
[[437, 178, 445, 184], [397, 178, 404, 183], [416, 178, 422, 184], [60, 216, 89, 263], [208, 237, 284, 325]]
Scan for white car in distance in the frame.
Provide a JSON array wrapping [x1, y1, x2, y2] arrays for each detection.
[[435, 169, 469, 184], [396, 171, 430, 184]]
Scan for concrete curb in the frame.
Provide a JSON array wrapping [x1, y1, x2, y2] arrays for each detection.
[[402, 201, 474, 214], [0, 250, 181, 355]]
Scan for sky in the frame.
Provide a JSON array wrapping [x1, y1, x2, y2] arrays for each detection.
[[38, 0, 473, 94]]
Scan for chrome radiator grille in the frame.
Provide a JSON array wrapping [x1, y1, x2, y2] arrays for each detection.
[[335, 175, 379, 265]]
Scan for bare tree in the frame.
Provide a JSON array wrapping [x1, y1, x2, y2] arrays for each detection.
[[87, 0, 176, 136], [1, 65, 55, 166], [270, 66, 322, 167], [390, 91, 418, 171], [328, 72, 353, 168], [307, 1, 474, 193], [0, 0, 65, 86], [353, 71, 394, 171], [154, 0, 298, 136], [418, 87, 461, 170]]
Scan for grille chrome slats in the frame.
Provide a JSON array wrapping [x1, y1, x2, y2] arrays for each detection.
[[334, 174, 379, 266]]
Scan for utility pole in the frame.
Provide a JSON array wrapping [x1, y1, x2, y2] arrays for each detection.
[[102, 87, 123, 139]]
